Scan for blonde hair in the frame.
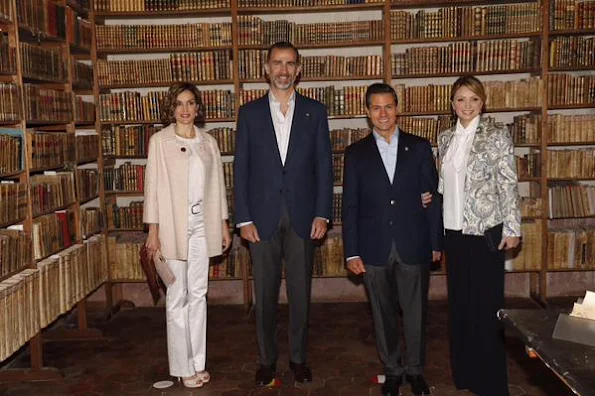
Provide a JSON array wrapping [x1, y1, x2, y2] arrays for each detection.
[[450, 75, 487, 113]]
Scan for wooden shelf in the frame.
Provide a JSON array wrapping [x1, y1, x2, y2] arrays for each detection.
[[238, 3, 384, 14], [547, 177, 595, 181], [100, 118, 234, 125], [106, 191, 144, 196], [392, 31, 541, 45], [546, 267, 595, 272], [549, 28, 595, 36], [33, 201, 77, 219], [17, 25, 66, 44], [242, 75, 384, 83], [26, 120, 71, 126], [107, 228, 144, 232], [391, 0, 536, 9], [97, 45, 232, 55], [548, 215, 595, 220], [0, 169, 25, 178], [0, 217, 26, 229], [0, 120, 22, 126], [77, 157, 99, 165], [240, 39, 384, 50], [393, 68, 539, 80], [104, 155, 146, 160], [547, 141, 595, 147], [549, 65, 595, 72], [522, 215, 543, 220], [80, 195, 100, 205], [399, 106, 540, 117], [30, 163, 68, 173], [22, 75, 69, 85], [514, 143, 541, 148], [100, 79, 234, 89], [548, 103, 595, 110], [75, 121, 95, 127], [95, 7, 231, 19], [519, 177, 541, 182], [70, 44, 91, 55]]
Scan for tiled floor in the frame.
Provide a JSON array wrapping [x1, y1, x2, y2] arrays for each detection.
[[0, 301, 574, 395]]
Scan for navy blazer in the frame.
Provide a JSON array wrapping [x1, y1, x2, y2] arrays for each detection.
[[342, 131, 443, 266], [233, 92, 333, 240]]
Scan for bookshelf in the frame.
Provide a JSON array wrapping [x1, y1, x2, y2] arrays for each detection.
[[0, 0, 107, 381], [86, 0, 595, 308]]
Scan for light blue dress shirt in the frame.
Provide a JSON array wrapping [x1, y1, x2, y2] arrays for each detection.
[[372, 128, 399, 184]]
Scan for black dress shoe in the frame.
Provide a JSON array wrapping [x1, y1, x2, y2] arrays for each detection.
[[381, 376, 403, 396], [289, 361, 312, 383], [255, 364, 275, 387], [406, 374, 430, 395]]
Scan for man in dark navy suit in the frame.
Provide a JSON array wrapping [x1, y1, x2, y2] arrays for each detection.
[[233, 41, 333, 387], [342, 83, 443, 396]]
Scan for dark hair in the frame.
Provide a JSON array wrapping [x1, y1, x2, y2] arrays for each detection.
[[267, 41, 300, 64], [161, 82, 206, 127], [365, 83, 399, 109], [450, 75, 487, 113]]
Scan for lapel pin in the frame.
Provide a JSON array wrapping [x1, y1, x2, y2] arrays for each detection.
[[405, 146, 409, 151], [305, 113, 310, 117]]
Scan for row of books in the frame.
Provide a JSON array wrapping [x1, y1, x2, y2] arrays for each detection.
[[30, 173, 76, 218], [549, 184, 595, 218], [107, 201, 144, 230], [521, 197, 543, 218], [0, 129, 23, 175], [96, 51, 232, 87], [547, 149, 595, 178], [0, 234, 107, 362], [239, 51, 383, 80], [547, 74, 595, 106], [550, 36, 595, 69], [550, 0, 595, 31], [95, 23, 232, 52], [23, 85, 73, 123], [332, 155, 345, 185], [76, 169, 99, 203], [392, 39, 538, 76], [222, 162, 233, 189], [99, 90, 235, 122], [400, 116, 454, 145], [0, 268, 38, 362], [207, 127, 235, 154], [0, 33, 15, 74], [0, 228, 31, 279], [73, 62, 93, 90], [17, 0, 66, 40], [390, 4, 541, 40], [29, 132, 68, 171], [549, 114, 595, 143], [76, 134, 99, 164], [0, 0, 11, 21], [102, 125, 161, 157], [80, 207, 104, 239], [0, 183, 28, 227], [74, 97, 95, 123], [510, 114, 541, 145], [104, 162, 145, 193], [94, 0, 230, 12], [547, 226, 595, 269], [32, 212, 73, 261], [0, 83, 21, 122], [238, 0, 383, 6], [66, 7, 92, 50], [237, 16, 383, 46], [507, 221, 542, 271], [517, 152, 541, 178]]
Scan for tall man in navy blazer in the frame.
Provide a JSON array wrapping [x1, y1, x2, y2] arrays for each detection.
[[342, 84, 443, 396], [233, 42, 333, 387]]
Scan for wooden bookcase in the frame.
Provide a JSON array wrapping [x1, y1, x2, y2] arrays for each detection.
[[0, 0, 108, 381], [89, 0, 595, 308]]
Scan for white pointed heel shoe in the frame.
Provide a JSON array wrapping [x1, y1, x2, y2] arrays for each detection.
[[178, 375, 204, 388], [195, 370, 210, 384]]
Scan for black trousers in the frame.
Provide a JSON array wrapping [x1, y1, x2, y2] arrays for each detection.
[[445, 230, 508, 396], [363, 242, 430, 377], [249, 202, 314, 367]]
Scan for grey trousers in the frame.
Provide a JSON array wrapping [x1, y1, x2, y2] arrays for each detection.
[[363, 242, 430, 377], [249, 203, 314, 367]]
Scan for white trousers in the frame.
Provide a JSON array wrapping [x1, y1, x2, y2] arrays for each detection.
[[166, 207, 209, 377]]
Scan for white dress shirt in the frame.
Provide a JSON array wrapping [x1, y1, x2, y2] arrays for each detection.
[[372, 128, 399, 184], [176, 135, 204, 213], [442, 115, 480, 230], [269, 91, 296, 165]]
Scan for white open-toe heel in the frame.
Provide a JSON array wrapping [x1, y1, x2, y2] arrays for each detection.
[[195, 370, 210, 384], [178, 375, 203, 388]]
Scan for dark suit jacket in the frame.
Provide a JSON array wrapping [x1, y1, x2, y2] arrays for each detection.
[[233, 92, 333, 240], [342, 131, 443, 266]]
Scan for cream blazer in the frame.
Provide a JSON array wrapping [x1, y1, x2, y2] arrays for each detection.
[[143, 124, 228, 259]]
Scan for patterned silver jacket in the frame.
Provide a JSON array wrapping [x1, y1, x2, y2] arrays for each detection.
[[437, 119, 522, 237]]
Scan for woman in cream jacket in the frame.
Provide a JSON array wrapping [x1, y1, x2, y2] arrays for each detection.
[[437, 76, 521, 396], [144, 82, 231, 388]]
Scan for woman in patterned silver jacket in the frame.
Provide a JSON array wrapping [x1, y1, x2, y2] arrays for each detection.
[[437, 75, 521, 396]]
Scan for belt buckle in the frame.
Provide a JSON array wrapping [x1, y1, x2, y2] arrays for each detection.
[[191, 202, 202, 214]]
